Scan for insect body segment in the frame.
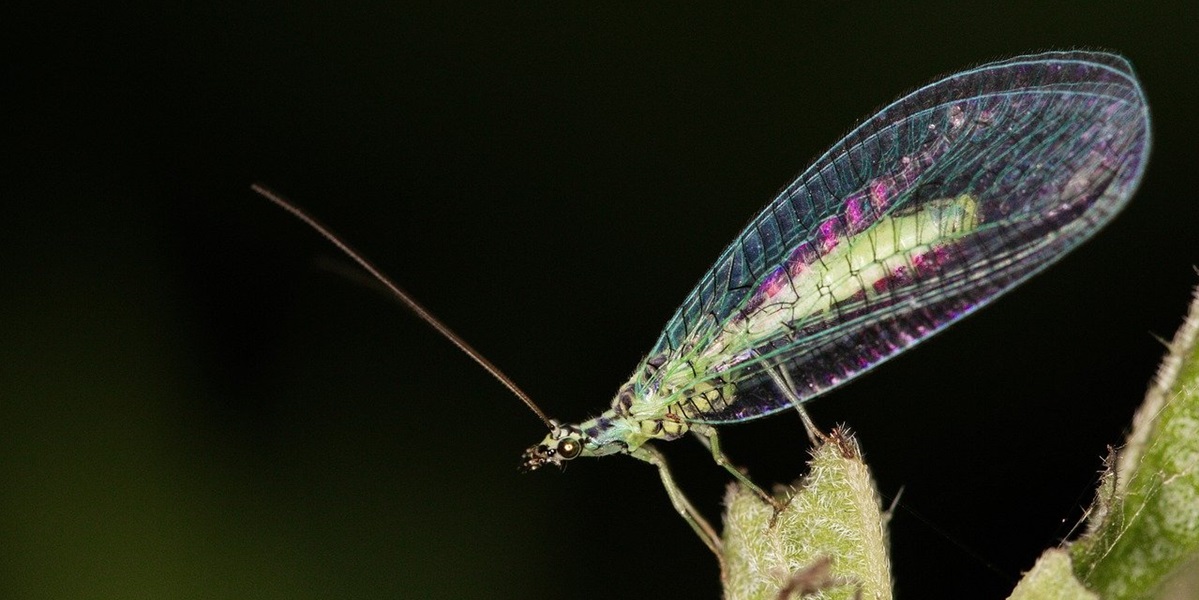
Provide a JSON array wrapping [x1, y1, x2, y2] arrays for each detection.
[[705, 194, 982, 365], [518, 383, 704, 471], [522, 192, 983, 469]]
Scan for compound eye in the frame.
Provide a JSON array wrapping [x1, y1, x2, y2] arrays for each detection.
[[556, 438, 581, 459]]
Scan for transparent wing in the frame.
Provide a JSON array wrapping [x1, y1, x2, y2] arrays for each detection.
[[640, 51, 1150, 424]]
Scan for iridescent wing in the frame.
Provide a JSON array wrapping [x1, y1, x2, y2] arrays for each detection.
[[639, 51, 1150, 424]]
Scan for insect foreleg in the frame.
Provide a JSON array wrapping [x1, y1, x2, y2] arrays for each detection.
[[629, 444, 724, 563]]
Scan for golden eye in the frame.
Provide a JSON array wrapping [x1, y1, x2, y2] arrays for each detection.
[[556, 439, 581, 459]]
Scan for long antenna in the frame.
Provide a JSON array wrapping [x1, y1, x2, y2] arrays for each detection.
[[251, 183, 555, 429]]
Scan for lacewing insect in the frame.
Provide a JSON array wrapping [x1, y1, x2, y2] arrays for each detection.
[[255, 50, 1149, 562]]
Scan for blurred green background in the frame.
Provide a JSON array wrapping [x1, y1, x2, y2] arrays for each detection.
[[5, 2, 1198, 598]]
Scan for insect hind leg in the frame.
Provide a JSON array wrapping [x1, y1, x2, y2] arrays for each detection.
[[764, 362, 828, 445]]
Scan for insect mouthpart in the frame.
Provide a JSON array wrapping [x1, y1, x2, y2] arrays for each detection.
[[518, 444, 553, 472], [519, 426, 585, 472]]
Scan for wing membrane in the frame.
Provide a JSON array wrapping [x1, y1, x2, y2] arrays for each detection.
[[639, 51, 1150, 424]]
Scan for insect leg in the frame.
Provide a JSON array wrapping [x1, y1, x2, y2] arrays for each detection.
[[764, 362, 827, 444], [630, 443, 725, 562], [692, 425, 784, 511]]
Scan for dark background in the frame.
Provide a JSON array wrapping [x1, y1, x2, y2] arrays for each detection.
[[5, 2, 1197, 598]]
